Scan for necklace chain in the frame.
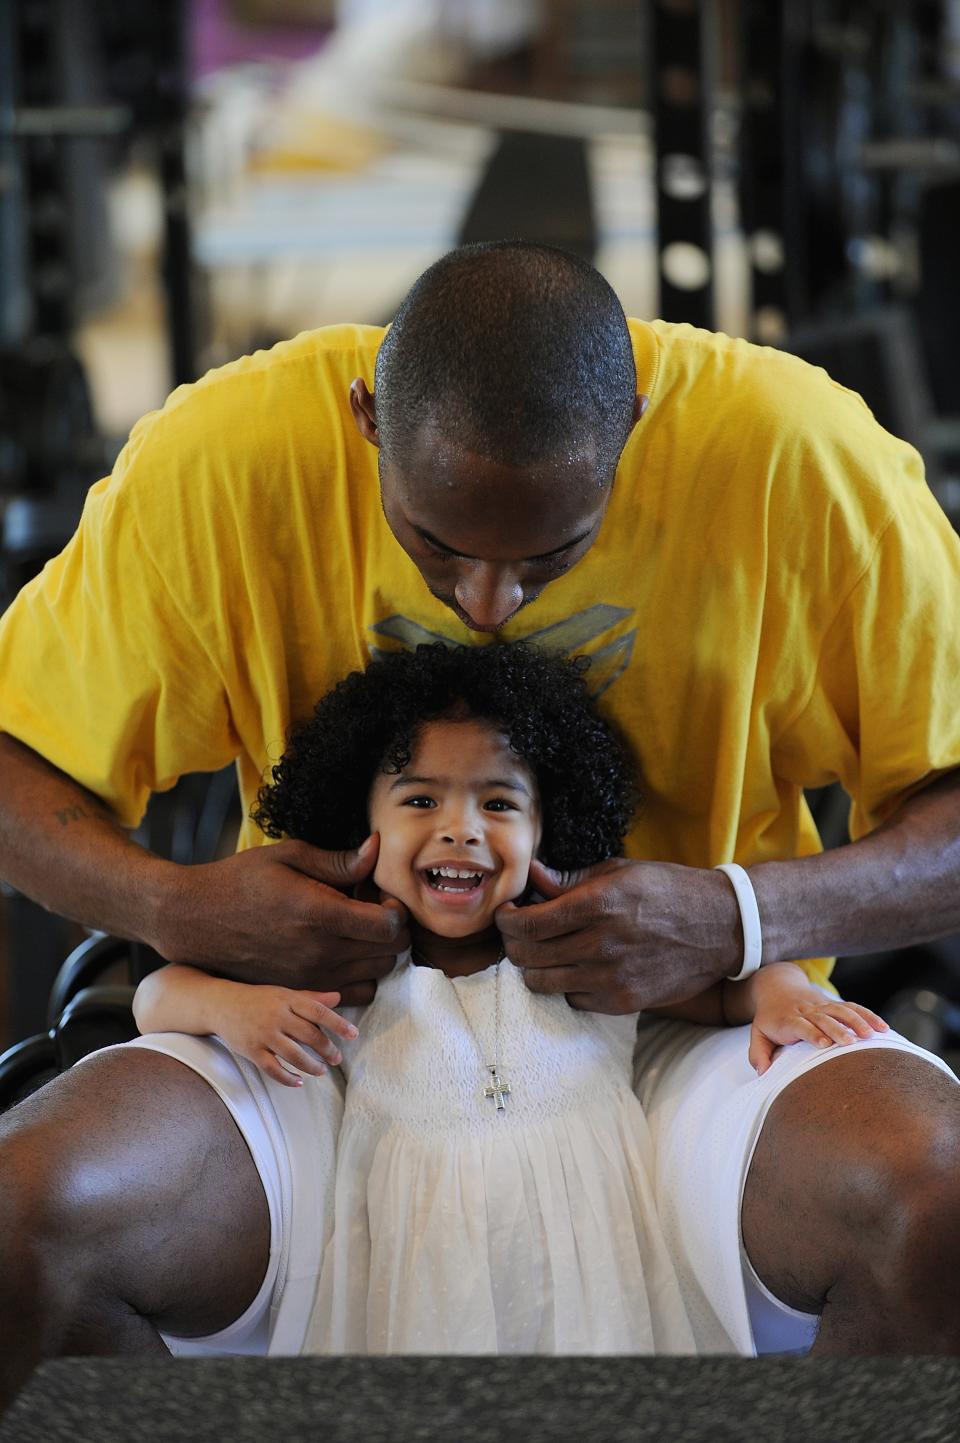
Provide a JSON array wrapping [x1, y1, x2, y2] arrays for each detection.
[[410, 943, 511, 1111]]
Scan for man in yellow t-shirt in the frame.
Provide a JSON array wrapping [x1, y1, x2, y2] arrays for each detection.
[[0, 243, 958, 1390]]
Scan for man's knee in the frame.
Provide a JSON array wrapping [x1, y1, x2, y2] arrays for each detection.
[[856, 1107, 960, 1330], [744, 1048, 960, 1327], [0, 1048, 271, 1339], [0, 1107, 88, 1348]]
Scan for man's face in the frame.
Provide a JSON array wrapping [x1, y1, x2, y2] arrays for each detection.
[[368, 717, 541, 937], [379, 430, 611, 633]]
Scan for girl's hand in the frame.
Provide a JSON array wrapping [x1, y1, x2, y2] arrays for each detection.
[[215, 987, 359, 1088], [749, 987, 888, 1077]]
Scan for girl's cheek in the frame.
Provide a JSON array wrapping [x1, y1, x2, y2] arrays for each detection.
[[372, 846, 406, 895]]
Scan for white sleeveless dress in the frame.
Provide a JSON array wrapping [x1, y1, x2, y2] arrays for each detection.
[[305, 952, 696, 1354]]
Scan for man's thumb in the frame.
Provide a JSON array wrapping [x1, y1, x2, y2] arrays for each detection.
[[528, 857, 589, 899], [289, 834, 379, 889]]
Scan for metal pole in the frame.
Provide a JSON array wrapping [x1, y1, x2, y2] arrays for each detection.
[[651, 0, 716, 327]]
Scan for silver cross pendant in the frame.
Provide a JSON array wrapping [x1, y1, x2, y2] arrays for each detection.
[[484, 1066, 511, 1111]]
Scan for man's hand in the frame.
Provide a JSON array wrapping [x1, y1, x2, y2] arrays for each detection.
[[495, 857, 742, 1014], [154, 834, 408, 1001]]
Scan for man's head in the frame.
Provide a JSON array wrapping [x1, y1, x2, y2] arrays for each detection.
[[350, 241, 645, 632]]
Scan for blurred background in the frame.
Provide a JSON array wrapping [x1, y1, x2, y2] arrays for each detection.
[[2, 0, 960, 1091]]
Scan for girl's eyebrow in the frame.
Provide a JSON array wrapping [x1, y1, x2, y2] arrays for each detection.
[[389, 773, 532, 797]]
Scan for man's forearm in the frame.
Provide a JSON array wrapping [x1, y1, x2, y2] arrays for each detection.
[[0, 733, 172, 947], [0, 733, 405, 995], [750, 768, 960, 963]]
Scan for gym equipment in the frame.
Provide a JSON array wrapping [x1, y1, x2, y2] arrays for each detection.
[[739, 0, 960, 340], [0, 928, 169, 1111], [457, 129, 597, 262], [650, 0, 715, 327]]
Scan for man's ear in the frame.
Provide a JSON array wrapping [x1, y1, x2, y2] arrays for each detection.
[[350, 377, 380, 447]]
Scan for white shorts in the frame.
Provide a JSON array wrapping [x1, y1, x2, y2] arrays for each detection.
[[110, 1032, 344, 1358], [633, 1019, 956, 1352], [115, 1022, 957, 1357]]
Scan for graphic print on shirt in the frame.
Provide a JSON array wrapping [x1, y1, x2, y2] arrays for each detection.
[[369, 603, 636, 698]]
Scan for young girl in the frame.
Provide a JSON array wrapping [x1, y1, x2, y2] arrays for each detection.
[[133, 642, 886, 1355]]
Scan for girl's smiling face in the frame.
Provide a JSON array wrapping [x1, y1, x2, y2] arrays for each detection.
[[368, 717, 541, 937]]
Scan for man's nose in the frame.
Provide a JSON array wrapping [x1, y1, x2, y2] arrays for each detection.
[[455, 564, 523, 631]]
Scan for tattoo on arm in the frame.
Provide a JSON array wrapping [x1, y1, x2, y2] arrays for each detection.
[[55, 804, 90, 827]]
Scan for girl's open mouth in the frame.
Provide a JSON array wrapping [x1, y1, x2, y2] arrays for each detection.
[[422, 865, 489, 895]]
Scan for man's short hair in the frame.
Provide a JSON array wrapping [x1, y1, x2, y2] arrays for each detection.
[[374, 240, 637, 479]]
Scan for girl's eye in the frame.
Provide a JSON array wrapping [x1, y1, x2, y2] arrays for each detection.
[[403, 795, 436, 808], [484, 798, 517, 812], [423, 541, 453, 563]]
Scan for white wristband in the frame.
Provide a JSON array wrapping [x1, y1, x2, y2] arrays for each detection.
[[714, 863, 763, 981]]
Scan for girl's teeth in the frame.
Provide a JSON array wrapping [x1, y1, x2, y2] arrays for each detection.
[[426, 867, 484, 890]]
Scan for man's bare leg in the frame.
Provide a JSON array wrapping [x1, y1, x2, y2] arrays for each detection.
[[741, 1048, 960, 1352], [0, 1048, 270, 1410]]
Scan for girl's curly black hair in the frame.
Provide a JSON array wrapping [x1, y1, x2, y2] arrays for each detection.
[[252, 642, 639, 871]]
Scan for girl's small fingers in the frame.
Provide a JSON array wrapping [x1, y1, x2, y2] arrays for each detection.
[[811, 1003, 869, 1037], [258, 1053, 305, 1088], [295, 998, 359, 1041], [322, 1010, 359, 1041], [780, 1014, 832, 1049], [285, 1020, 343, 1064], [808, 1011, 857, 1045], [276, 1040, 329, 1078], [830, 1006, 878, 1038], [845, 1003, 889, 1032]]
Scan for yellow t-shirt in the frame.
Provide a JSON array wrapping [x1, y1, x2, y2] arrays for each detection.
[[2, 320, 959, 989]]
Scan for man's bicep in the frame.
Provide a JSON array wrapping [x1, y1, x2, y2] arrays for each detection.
[[0, 490, 238, 829], [774, 497, 960, 839]]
